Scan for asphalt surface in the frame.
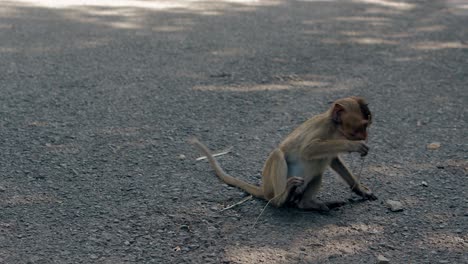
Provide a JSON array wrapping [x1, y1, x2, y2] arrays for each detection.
[[0, 0, 467, 263]]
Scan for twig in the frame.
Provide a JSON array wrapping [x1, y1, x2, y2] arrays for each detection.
[[252, 189, 287, 228], [196, 146, 233, 161], [252, 200, 272, 228], [220, 195, 253, 211]]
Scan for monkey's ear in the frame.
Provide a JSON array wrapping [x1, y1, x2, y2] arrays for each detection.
[[332, 103, 345, 124]]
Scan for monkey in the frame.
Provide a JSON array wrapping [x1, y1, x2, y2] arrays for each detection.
[[190, 96, 377, 211]]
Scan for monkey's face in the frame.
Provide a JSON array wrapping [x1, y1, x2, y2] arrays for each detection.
[[340, 113, 369, 141], [332, 98, 372, 141]]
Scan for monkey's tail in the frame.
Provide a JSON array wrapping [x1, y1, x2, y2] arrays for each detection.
[[189, 137, 265, 199]]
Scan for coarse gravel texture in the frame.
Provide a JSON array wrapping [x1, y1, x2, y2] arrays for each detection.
[[0, 0, 467, 263]]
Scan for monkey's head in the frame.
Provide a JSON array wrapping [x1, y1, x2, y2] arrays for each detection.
[[331, 97, 372, 141]]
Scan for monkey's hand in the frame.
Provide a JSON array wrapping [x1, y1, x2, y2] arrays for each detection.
[[287, 177, 305, 193], [349, 141, 369, 157], [352, 184, 377, 200]]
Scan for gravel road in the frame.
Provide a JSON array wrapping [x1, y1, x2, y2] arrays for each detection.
[[0, 0, 467, 263]]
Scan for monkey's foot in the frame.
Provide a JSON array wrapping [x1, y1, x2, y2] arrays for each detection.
[[297, 199, 330, 212], [352, 185, 377, 200]]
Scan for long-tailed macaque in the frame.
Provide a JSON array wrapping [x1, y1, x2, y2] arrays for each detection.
[[190, 96, 377, 211]]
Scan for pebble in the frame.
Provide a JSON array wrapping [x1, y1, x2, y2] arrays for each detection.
[[386, 200, 404, 212], [0, 186, 5, 192], [427, 142, 441, 150], [377, 254, 390, 264], [421, 181, 428, 187], [178, 154, 186, 160]]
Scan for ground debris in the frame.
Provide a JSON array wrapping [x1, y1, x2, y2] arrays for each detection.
[[220, 195, 253, 211], [196, 147, 233, 161], [386, 200, 404, 212], [377, 254, 390, 264], [427, 142, 441, 150]]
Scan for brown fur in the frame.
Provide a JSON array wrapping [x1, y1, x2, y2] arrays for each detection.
[[190, 97, 377, 211]]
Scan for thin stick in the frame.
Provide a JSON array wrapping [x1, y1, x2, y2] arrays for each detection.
[[252, 200, 272, 228], [196, 147, 233, 161], [252, 189, 287, 228], [220, 195, 253, 212]]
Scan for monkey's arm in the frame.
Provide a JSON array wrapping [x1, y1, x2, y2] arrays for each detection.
[[301, 140, 368, 160], [330, 157, 377, 200]]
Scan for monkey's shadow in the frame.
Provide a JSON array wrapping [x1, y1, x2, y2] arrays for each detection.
[[266, 196, 372, 217]]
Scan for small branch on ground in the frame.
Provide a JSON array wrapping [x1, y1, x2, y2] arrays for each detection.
[[220, 195, 253, 212], [196, 146, 233, 161]]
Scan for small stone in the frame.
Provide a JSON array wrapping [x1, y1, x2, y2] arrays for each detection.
[[0, 186, 5, 192], [178, 154, 186, 160], [299, 247, 306, 251], [90, 254, 98, 259], [427, 142, 441, 150], [455, 229, 462, 234], [377, 254, 390, 264], [207, 226, 218, 232], [124, 240, 131, 246], [386, 200, 404, 212], [421, 181, 428, 187], [188, 244, 199, 249]]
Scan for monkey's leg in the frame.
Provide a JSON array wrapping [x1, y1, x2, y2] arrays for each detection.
[[296, 174, 330, 211], [262, 149, 304, 207], [330, 157, 377, 200]]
